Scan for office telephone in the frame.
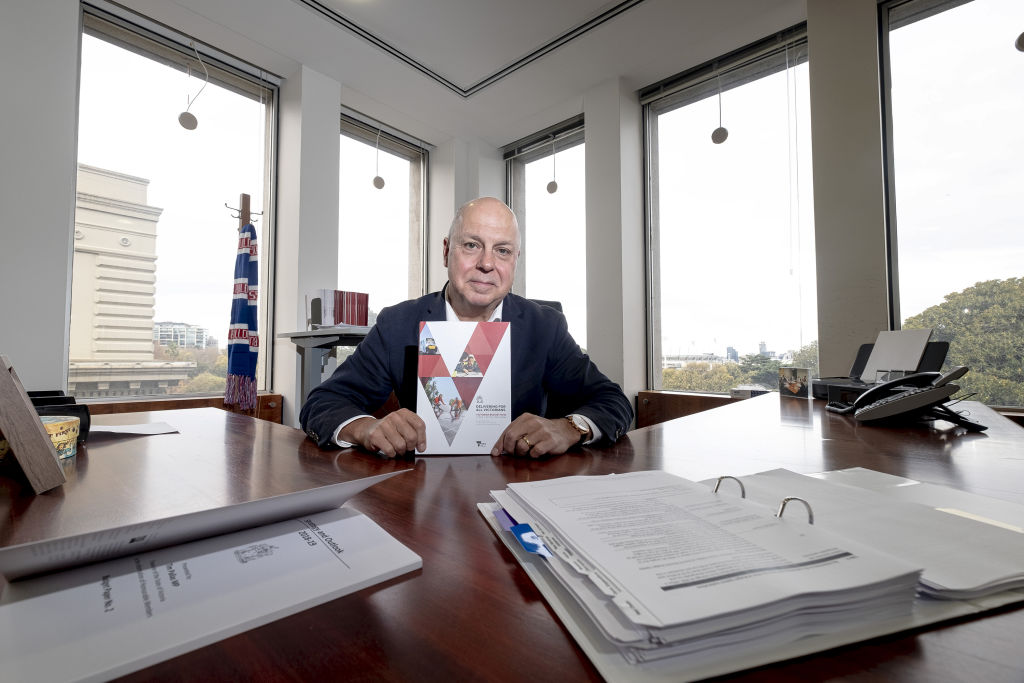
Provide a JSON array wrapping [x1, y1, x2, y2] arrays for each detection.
[[826, 366, 986, 431]]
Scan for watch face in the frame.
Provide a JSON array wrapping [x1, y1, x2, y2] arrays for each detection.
[[571, 415, 587, 431]]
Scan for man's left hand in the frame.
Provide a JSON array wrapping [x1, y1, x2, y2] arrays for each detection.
[[491, 413, 584, 458]]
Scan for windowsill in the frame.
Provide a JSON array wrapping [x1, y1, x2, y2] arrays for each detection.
[[80, 393, 283, 423]]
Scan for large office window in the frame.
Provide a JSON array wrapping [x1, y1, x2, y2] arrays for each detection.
[[883, 0, 1024, 407], [644, 30, 817, 393], [72, 10, 276, 399], [338, 116, 426, 319], [505, 120, 588, 348]]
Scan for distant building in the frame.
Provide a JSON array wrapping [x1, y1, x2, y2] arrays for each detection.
[[726, 346, 738, 362], [662, 353, 726, 369], [69, 164, 194, 398], [153, 321, 212, 349]]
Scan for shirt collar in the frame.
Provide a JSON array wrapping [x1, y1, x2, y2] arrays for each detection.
[[442, 283, 503, 322]]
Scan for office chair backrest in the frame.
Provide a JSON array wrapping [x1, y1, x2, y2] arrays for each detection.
[[530, 299, 563, 313]]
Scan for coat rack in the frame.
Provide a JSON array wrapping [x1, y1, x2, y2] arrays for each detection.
[[223, 193, 263, 418], [225, 193, 262, 228]]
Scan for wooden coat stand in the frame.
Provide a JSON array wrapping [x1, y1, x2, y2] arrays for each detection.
[[224, 193, 261, 419], [0, 355, 66, 493]]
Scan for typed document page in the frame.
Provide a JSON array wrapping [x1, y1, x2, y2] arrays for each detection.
[[0, 507, 421, 682], [507, 471, 920, 629]]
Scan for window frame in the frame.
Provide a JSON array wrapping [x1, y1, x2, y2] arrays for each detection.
[[502, 115, 585, 297], [338, 112, 428, 302], [878, 0, 975, 330], [77, 3, 279, 397], [641, 25, 811, 390]]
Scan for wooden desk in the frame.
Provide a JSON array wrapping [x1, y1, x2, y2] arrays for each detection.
[[3, 399, 1022, 681]]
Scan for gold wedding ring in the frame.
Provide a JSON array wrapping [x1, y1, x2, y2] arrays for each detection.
[[520, 435, 532, 449]]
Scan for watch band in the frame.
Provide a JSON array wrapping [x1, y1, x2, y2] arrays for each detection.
[[565, 415, 590, 444]]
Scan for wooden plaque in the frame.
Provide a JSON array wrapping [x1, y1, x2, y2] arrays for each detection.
[[0, 355, 66, 493]]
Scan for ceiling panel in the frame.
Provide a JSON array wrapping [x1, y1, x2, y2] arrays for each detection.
[[314, 0, 631, 89]]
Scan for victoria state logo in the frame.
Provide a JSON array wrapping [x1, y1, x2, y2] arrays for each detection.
[[234, 543, 279, 564]]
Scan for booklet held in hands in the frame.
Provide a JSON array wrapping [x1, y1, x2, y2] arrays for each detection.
[[415, 321, 511, 454]]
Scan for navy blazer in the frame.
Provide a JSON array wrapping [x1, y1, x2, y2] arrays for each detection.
[[299, 289, 633, 448]]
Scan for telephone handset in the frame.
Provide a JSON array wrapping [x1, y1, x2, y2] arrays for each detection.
[[847, 366, 984, 430]]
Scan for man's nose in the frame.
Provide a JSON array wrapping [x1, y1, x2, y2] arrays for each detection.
[[476, 249, 494, 270]]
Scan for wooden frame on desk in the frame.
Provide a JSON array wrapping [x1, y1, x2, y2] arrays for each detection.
[[0, 355, 65, 493]]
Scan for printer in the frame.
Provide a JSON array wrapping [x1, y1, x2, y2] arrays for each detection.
[[811, 341, 949, 402]]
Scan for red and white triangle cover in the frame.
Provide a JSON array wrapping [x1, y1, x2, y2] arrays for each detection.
[[415, 321, 511, 454]]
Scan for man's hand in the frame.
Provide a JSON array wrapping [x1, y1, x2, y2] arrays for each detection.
[[341, 409, 426, 458], [491, 413, 584, 458]]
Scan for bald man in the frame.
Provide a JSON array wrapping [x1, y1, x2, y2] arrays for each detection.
[[300, 197, 632, 458]]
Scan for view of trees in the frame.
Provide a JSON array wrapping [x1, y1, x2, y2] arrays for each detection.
[[662, 278, 1023, 407], [904, 278, 1024, 406], [662, 341, 819, 394], [154, 343, 229, 394]]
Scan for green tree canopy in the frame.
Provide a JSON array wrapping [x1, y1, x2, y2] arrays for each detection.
[[738, 354, 782, 390], [790, 340, 819, 379], [904, 277, 1024, 405], [175, 372, 226, 394]]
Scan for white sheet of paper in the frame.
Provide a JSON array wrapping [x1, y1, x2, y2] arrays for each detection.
[[0, 506, 421, 683], [0, 470, 409, 580], [505, 471, 920, 630], [89, 422, 179, 435], [860, 329, 932, 382], [708, 469, 1024, 598], [478, 501, 1024, 683]]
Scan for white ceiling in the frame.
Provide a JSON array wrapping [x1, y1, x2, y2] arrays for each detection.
[[118, 0, 807, 148]]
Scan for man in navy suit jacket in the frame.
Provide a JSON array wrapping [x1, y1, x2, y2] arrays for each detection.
[[300, 197, 633, 457]]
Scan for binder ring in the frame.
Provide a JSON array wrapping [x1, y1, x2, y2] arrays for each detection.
[[776, 496, 814, 524], [712, 475, 746, 498]]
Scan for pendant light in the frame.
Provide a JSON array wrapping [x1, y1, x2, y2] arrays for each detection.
[[546, 137, 558, 194], [178, 42, 208, 131], [711, 75, 728, 144], [372, 130, 385, 189]]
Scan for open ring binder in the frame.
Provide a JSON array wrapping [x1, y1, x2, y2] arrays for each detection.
[[776, 496, 815, 524], [713, 475, 746, 498]]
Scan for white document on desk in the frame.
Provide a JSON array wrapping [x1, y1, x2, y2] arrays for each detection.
[[0, 505, 421, 683], [0, 470, 409, 580], [505, 471, 920, 630], [89, 422, 178, 435], [713, 468, 1024, 599], [415, 320, 511, 454]]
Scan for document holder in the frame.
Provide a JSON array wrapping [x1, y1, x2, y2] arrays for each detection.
[[714, 474, 815, 524], [0, 355, 67, 494]]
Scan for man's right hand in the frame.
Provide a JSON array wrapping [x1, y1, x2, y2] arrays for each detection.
[[340, 409, 426, 458]]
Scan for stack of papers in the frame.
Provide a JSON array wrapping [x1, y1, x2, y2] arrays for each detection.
[[480, 471, 922, 678], [727, 468, 1024, 600]]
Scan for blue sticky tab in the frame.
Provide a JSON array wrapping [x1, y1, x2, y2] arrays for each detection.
[[511, 523, 552, 558], [493, 508, 517, 531]]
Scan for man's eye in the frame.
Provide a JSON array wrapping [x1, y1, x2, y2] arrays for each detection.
[[496, 248, 512, 258], [463, 242, 479, 250]]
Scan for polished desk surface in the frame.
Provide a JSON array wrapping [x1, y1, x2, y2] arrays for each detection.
[[2, 398, 1022, 681]]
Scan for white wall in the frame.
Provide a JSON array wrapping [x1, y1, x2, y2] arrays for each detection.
[[807, 0, 890, 377], [425, 138, 504, 292], [272, 65, 343, 426], [0, 2, 81, 390], [585, 79, 646, 408]]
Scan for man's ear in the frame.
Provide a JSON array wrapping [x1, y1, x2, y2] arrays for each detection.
[[442, 238, 450, 267]]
